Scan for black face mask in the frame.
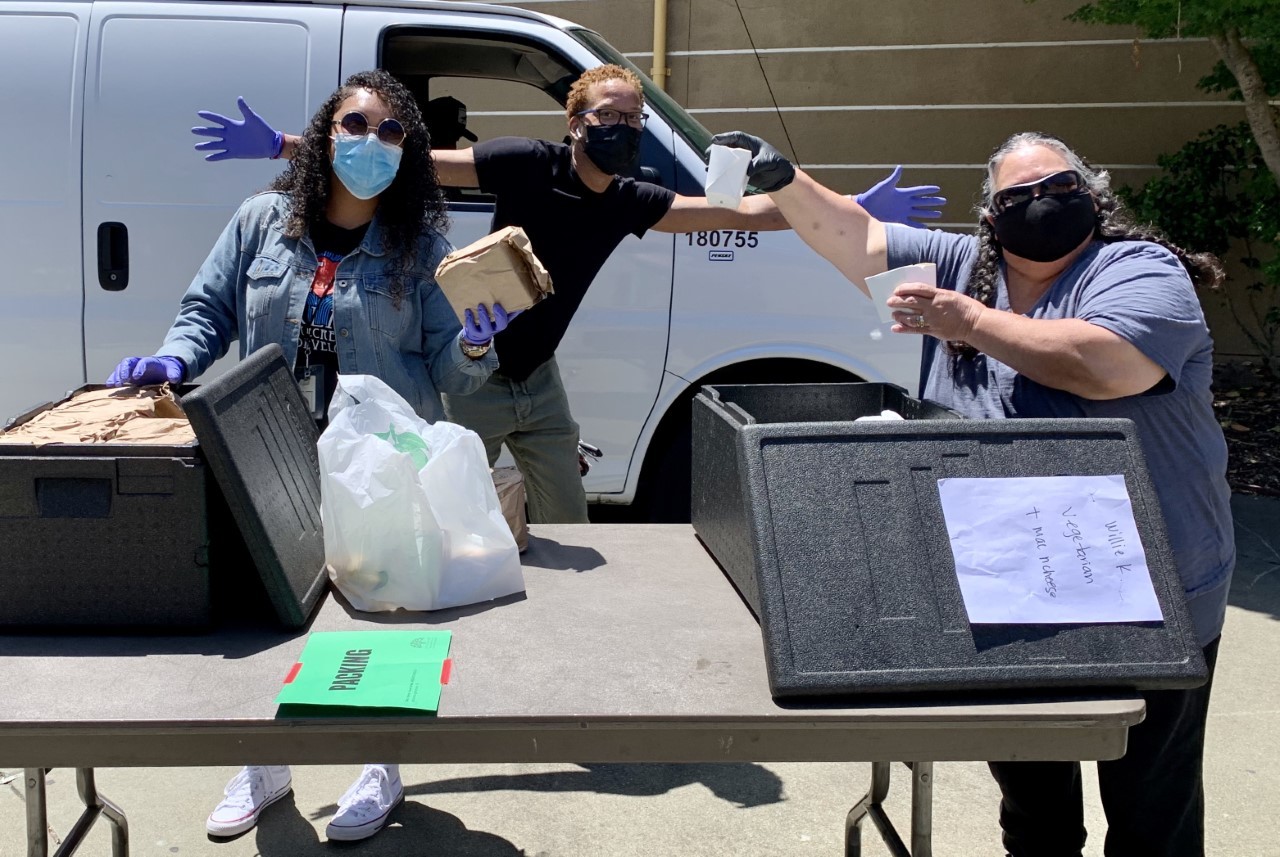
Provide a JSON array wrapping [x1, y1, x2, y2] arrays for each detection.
[[580, 123, 641, 176], [992, 190, 1097, 263]]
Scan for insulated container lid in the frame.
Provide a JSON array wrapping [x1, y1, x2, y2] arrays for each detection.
[[182, 345, 327, 629]]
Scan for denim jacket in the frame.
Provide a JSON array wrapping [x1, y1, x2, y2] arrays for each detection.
[[158, 192, 495, 421]]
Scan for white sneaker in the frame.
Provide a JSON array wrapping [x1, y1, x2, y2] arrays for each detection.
[[206, 765, 293, 837], [325, 764, 404, 841]]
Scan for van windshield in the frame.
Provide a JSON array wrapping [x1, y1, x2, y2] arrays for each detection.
[[570, 28, 713, 162]]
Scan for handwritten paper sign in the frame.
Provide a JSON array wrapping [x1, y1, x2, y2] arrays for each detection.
[[937, 475, 1164, 624]]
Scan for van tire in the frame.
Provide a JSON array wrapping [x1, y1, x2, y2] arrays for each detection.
[[621, 361, 861, 523]]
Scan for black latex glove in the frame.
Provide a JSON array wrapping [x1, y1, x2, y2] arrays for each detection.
[[709, 131, 795, 193]]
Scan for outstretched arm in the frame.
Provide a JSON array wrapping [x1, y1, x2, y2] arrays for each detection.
[[776, 172, 889, 296], [651, 193, 789, 232], [711, 132, 889, 294], [653, 164, 946, 234], [192, 99, 478, 186], [432, 148, 479, 187]]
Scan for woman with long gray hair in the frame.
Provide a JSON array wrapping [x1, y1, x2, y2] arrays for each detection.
[[712, 128, 1233, 857]]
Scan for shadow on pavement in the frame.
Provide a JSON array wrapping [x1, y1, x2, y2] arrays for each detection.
[[251, 792, 523, 856], [364, 762, 787, 810], [1228, 495, 1280, 621], [522, 535, 607, 572]]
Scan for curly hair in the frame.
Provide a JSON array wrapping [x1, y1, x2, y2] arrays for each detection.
[[565, 63, 644, 119], [270, 69, 448, 304], [950, 131, 1224, 364]]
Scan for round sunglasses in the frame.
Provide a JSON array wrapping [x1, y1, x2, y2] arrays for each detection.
[[332, 111, 406, 148], [992, 169, 1084, 214]]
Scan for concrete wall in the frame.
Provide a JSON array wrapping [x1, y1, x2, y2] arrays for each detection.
[[461, 0, 1261, 357]]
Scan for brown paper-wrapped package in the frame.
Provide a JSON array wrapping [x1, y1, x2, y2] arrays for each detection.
[[0, 386, 195, 446], [491, 466, 529, 553], [435, 226, 554, 324]]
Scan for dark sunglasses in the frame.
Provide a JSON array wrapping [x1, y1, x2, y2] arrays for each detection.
[[332, 111, 406, 148], [991, 170, 1085, 214]]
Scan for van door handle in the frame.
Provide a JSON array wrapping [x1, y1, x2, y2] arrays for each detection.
[[97, 221, 129, 291]]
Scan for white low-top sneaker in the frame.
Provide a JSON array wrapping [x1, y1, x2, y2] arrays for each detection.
[[326, 764, 404, 841], [206, 765, 293, 837]]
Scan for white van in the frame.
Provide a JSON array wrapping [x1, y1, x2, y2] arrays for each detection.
[[4, 0, 919, 518]]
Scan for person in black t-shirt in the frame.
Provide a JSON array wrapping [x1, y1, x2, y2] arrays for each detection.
[[204, 65, 789, 521], [430, 64, 795, 522], [196, 65, 943, 522]]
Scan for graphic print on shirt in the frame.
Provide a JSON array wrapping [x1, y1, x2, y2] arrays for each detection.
[[300, 252, 341, 362]]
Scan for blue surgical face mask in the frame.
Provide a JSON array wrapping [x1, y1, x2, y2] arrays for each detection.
[[331, 133, 403, 200]]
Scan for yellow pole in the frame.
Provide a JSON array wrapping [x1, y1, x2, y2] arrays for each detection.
[[651, 0, 670, 92]]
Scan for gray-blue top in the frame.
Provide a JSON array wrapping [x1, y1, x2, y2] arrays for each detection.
[[887, 225, 1234, 645]]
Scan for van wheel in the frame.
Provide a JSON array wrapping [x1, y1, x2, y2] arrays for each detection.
[[630, 402, 695, 523], [587, 401, 691, 524], [626, 361, 860, 523]]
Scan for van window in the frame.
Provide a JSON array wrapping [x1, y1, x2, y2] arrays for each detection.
[[569, 27, 714, 161], [418, 74, 564, 204], [382, 29, 576, 161], [380, 30, 672, 188], [429, 76, 567, 150]]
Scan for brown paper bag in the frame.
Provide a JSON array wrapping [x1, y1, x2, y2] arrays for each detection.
[[0, 386, 196, 446], [435, 226, 554, 324], [491, 466, 529, 553]]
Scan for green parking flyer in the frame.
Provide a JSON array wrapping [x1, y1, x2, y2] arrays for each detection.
[[274, 630, 452, 717]]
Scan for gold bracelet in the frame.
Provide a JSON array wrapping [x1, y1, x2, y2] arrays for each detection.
[[460, 339, 492, 359]]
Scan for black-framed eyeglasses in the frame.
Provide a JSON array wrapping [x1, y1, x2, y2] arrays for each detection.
[[991, 169, 1084, 214], [332, 111, 406, 148], [576, 108, 649, 129]]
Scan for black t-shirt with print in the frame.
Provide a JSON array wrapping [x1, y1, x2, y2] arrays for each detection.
[[295, 218, 368, 414], [471, 137, 676, 381]]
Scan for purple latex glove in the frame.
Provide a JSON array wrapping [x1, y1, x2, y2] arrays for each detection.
[[854, 166, 946, 228], [106, 356, 186, 387], [462, 303, 518, 345], [192, 97, 283, 161]]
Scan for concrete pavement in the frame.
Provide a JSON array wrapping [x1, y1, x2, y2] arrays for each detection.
[[5, 495, 1278, 856]]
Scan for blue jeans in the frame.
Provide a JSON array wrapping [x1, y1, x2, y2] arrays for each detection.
[[442, 356, 588, 524]]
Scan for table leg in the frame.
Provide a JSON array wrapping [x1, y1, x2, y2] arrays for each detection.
[[25, 769, 48, 857], [909, 762, 933, 857], [23, 768, 129, 857], [844, 761, 934, 857], [846, 761, 908, 857]]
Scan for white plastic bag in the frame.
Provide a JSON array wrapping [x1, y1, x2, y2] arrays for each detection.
[[317, 374, 525, 612]]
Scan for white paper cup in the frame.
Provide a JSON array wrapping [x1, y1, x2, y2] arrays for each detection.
[[705, 144, 752, 209], [864, 263, 937, 325]]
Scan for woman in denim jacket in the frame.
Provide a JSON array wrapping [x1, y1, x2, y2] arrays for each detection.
[[108, 70, 514, 842]]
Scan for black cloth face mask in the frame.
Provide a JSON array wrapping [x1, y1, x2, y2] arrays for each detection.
[[992, 189, 1097, 263], [580, 123, 641, 176]]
